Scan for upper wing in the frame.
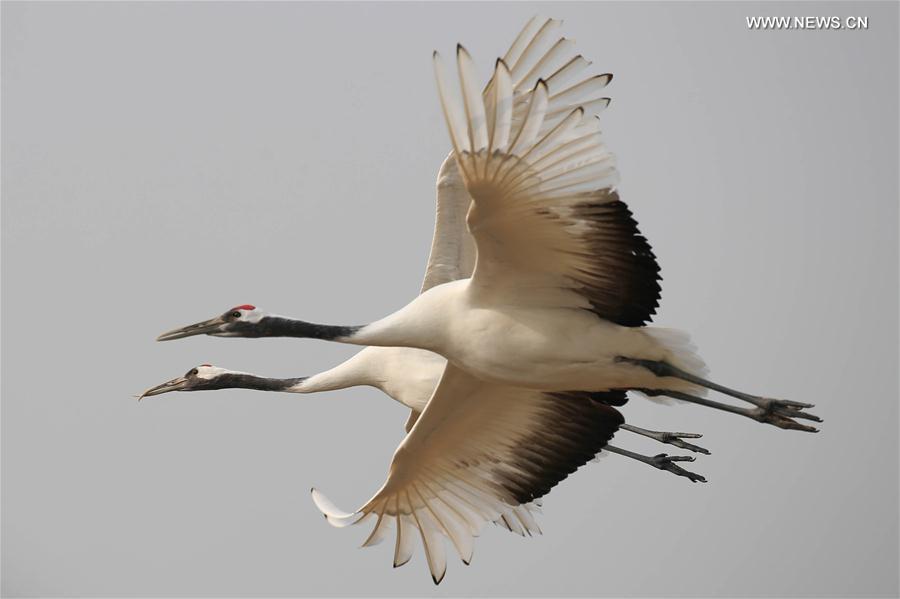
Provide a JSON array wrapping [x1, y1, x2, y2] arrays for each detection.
[[420, 16, 614, 293], [311, 363, 623, 584], [420, 155, 475, 292], [433, 46, 661, 326]]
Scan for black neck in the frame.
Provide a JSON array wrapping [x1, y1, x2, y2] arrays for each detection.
[[203, 373, 307, 392], [234, 317, 362, 341]]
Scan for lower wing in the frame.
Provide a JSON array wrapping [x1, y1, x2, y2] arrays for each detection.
[[311, 363, 623, 583]]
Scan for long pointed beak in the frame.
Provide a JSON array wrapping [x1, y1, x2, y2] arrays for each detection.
[[138, 376, 189, 401], [156, 316, 225, 341]]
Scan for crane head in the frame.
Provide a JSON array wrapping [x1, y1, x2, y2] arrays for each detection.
[[156, 304, 265, 341], [137, 364, 305, 400], [137, 364, 237, 400]]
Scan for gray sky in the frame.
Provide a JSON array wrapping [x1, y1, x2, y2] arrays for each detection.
[[2, 1, 898, 596]]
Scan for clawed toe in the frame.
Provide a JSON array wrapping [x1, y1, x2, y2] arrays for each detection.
[[781, 420, 819, 433], [660, 432, 710, 455], [784, 409, 822, 422], [650, 453, 707, 483], [762, 398, 819, 416], [753, 399, 822, 432], [757, 409, 820, 432], [655, 453, 694, 463]]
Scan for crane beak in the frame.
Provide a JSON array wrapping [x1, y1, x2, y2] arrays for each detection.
[[138, 376, 189, 401], [156, 316, 226, 341]]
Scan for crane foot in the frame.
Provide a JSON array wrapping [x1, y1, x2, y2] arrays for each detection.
[[749, 399, 821, 432], [648, 453, 707, 483]]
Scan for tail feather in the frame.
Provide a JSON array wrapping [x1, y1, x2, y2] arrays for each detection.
[[643, 328, 709, 396]]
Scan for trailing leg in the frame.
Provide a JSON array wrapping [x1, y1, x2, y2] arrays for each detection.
[[620, 423, 709, 454], [604, 444, 706, 483], [617, 357, 822, 432], [639, 387, 820, 432]]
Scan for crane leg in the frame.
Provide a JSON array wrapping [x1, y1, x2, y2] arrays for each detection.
[[644, 387, 821, 432], [619, 423, 709, 454], [604, 444, 706, 483], [616, 357, 821, 432]]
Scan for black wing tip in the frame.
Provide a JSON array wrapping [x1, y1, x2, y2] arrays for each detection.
[[432, 571, 446, 585], [502, 396, 626, 504], [573, 195, 662, 327]]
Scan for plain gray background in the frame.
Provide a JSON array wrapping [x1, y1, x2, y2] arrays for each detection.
[[2, 1, 898, 596]]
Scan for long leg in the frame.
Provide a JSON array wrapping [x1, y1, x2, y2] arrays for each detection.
[[605, 445, 706, 483], [620, 423, 710, 454], [640, 387, 821, 432], [617, 357, 822, 432]]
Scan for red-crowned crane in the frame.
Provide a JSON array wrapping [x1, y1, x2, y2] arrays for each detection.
[[157, 23, 820, 433], [150, 17, 819, 584]]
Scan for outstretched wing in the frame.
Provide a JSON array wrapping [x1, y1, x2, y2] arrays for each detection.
[[420, 155, 475, 292], [420, 16, 614, 293], [433, 46, 661, 327], [311, 364, 623, 584]]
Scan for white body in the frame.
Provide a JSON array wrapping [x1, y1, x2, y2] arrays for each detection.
[[300, 345, 444, 415], [352, 280, 706, 394]]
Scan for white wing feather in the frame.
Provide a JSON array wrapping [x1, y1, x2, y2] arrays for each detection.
[[435, 41, 662, 328], [310, 365, 622, 583], [421, 16, 613, 293]]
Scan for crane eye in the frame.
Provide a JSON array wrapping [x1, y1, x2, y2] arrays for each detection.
[[231, 311, 241, 318], [188, 368, 198, 377]]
